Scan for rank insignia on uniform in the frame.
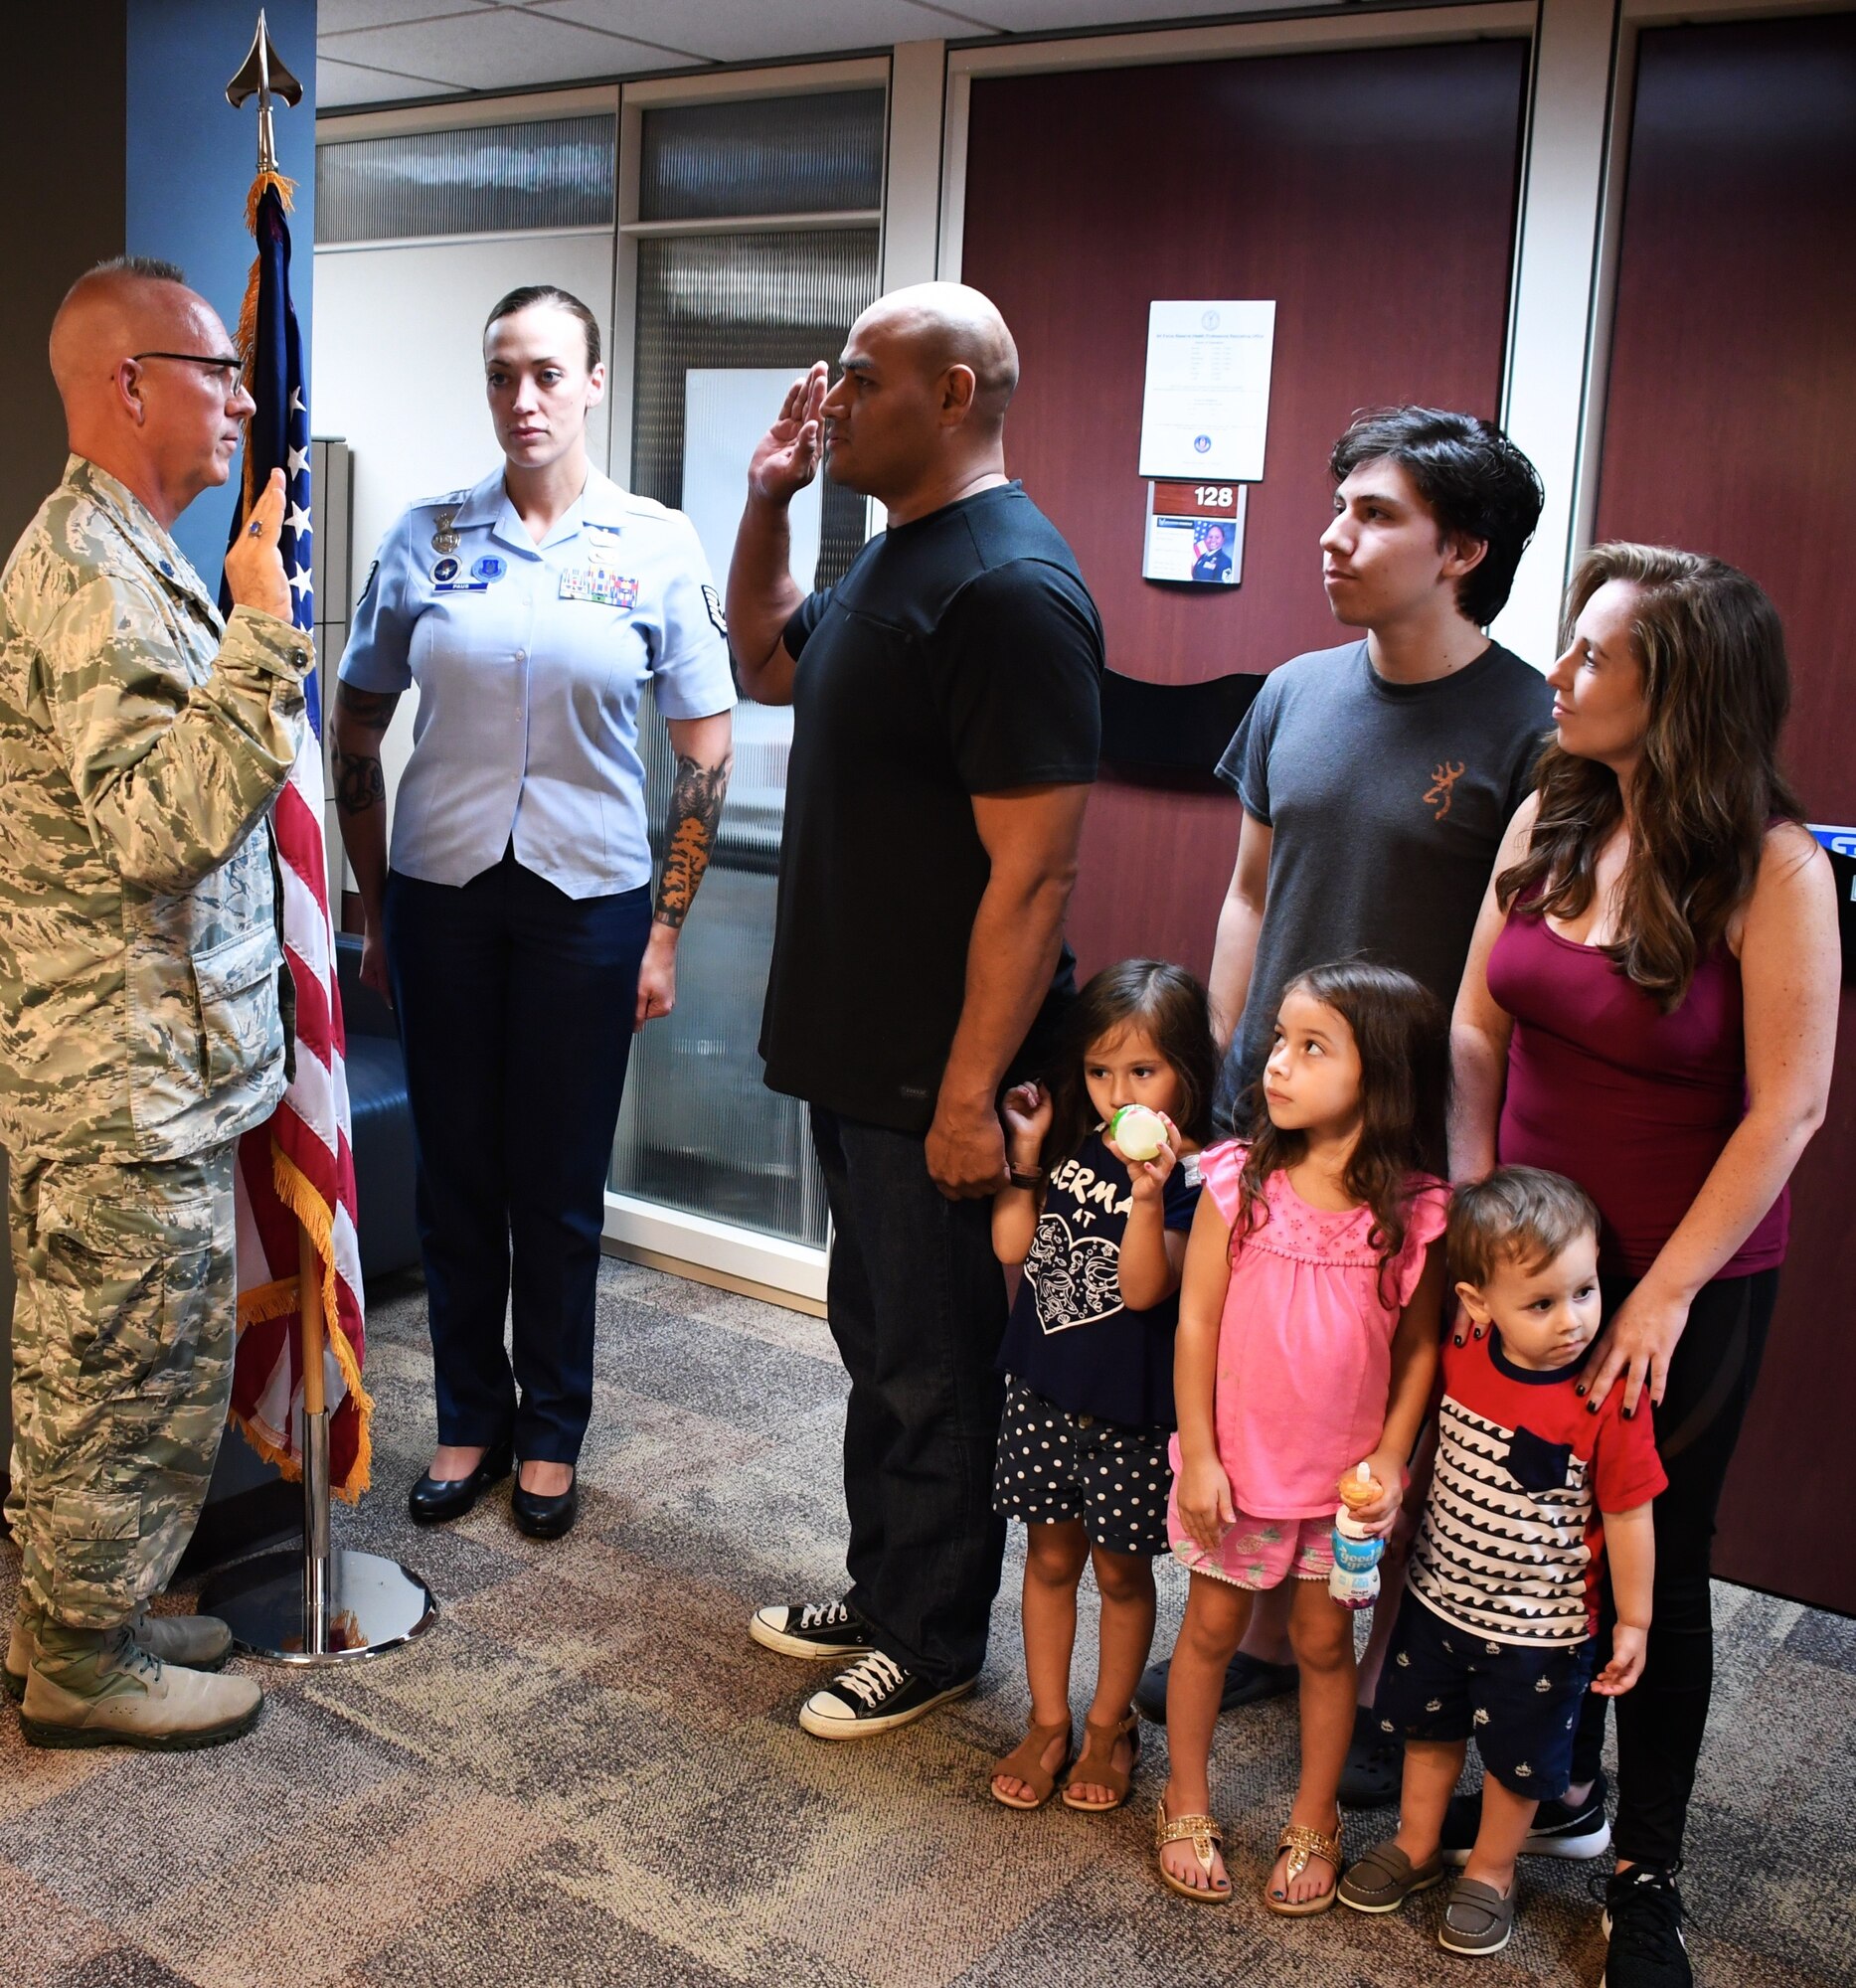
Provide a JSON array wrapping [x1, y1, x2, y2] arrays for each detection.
[[432, 556, 459, 583], [471, 555, 506, 582], [702, 582, 728, 636], [431, 506, 460, 554]]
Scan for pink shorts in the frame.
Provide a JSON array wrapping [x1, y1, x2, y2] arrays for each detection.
[[1168, 1505, 1335, 1591]]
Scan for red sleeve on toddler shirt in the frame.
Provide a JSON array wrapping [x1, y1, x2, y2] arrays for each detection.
[[1589, 1387, 1668, 1514]]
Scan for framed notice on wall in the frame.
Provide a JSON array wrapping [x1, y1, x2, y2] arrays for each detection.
[[1143, 479, 1247, 584], [1137, 300, 1276, 481]]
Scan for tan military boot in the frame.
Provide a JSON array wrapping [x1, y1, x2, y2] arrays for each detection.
[[4, 1599, 232, 1700], [3, 1597, 41, 1703], [131, 1602, 235, 1673], [20, 1619, 262, 1749]]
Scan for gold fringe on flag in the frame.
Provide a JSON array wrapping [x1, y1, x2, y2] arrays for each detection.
[[233, 1141, 375, 1504]]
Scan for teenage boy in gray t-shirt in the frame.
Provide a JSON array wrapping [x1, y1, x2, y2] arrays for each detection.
[[1142, 407, 1552, 1805]]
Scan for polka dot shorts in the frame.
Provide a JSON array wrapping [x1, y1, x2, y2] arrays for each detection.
[[992, 1377, 1173, 1556]]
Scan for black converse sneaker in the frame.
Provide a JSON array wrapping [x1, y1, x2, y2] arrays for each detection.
[[797, 1650, 976, 1739], [1441, 1770, 1612, 1864], [1601, 1865, 1691, 1988], [749, 1599, 874, 1660]]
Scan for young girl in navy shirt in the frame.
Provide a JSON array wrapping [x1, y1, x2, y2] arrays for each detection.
[[988, 960, 1216, 1812]]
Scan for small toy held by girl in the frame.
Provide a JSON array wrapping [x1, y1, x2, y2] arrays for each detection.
[[989, 960, 1217, 1814], [1157, 961, 1451, 1915]]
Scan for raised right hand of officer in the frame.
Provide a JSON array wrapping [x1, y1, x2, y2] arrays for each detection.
[[223, 467, 293, 621], [747, 362, 828, 506]]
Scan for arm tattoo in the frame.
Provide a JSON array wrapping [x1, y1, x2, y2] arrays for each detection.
[[331, 680, 399, 818], [653, 750, 732, 929], [335, 681, 400, 731], [332, 749, 386, 816]]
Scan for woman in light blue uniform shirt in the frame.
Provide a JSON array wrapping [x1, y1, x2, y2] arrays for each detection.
[[331, 285, 735, 1541]]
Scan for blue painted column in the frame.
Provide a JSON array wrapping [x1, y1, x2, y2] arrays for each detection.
[[125, 0, 317, 580]]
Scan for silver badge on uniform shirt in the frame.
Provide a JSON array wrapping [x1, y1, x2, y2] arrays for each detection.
[[431, 506, 460, 555]]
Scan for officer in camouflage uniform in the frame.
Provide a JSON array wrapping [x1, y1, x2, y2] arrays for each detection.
[[1, 257, 310, 1748]]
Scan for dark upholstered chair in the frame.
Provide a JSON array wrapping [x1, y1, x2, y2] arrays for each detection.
[[1099, 668, 1264, 780], [335, 932, 421, 1282]]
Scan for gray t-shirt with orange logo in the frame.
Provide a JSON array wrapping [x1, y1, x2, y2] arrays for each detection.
[[1216, 637, 1551, 1123]]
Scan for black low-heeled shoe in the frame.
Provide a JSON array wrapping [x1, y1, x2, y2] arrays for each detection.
[[510, 1469, 578, 1541], [407, 1437, 513, 1525]]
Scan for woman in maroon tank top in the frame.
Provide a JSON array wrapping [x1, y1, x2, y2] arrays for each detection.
[[1451, 545, 1838, 1984]]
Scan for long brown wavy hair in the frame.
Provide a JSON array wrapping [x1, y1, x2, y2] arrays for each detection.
[[1497, 544, 1800, 1010], [1047, 959, 1218, 1170], [1233, 960, 1448, 1302]]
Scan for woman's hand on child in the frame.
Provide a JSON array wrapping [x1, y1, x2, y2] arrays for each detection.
[[1000, 1081, 1053, 1169], [1578, 1278, 1693, 1418], [1176, 1453, 1235, 1554], [1592, 1623, 1648, 1696]]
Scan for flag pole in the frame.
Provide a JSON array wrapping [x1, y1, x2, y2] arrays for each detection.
[[298, 1221, 333, 1655], [201, 12, 433, 1665]]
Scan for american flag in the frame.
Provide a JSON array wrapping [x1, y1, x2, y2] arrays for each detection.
[[222, 175, 371, 1500]]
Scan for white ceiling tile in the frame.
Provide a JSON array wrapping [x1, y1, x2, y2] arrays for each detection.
[[317, 0, 494, 34], [326, 10, 705, 90], [317, 56, 470, 106], [532, 0, 982, 64]]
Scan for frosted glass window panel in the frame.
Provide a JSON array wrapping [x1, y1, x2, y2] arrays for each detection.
[[316, 117, 616, 244], [683, 369, 822, 595], [609, 693, 827, 1248], [637, 92, 885, 221], [631, 230, 879, 591]]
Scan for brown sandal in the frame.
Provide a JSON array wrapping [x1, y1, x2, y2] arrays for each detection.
[[1062, 1711, 1140, 1811], [1265, 1820, 1345, 1916], [989, 1716, 1073, 1809], [1154, 1797, 1232, 1902]]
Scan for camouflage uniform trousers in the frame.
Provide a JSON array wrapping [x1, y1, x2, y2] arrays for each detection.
[[5, 1142, 238, 1630]]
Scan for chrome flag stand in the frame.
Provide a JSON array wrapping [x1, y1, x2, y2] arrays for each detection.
[[201, 14, 434, 1665], [206, 1232, 435, 1664]]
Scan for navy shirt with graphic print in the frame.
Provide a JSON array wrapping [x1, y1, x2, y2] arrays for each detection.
[[997, 1129, 1202, 1427]]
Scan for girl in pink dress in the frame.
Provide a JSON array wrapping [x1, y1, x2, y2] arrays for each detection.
[[1155, 961, 1451, 1917]]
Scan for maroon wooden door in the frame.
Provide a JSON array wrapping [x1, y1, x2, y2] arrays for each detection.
[[1593, 12, 1856, 1614], [960, 40, 1530, 981]]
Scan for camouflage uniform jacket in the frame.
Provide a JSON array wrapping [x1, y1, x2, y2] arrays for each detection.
[[0, 455, 313, 1164]]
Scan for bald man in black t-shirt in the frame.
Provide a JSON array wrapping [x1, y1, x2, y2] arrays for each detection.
[[728, 284, 1104, 1740]]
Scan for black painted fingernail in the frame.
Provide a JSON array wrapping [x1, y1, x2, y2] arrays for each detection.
[[1622, 1408, 1633, 1420], [1575, 1383, 1587, 1396], [1452, 1336, 1464, 1347], [1473, 1327, 1483, 1340]]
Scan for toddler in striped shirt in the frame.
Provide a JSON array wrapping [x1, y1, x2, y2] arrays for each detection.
[[1335, 1168, 1664, 1959]]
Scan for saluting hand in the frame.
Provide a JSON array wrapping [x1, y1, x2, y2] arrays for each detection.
[[224, 468, 293, 621], [747, 362, 828, 506]]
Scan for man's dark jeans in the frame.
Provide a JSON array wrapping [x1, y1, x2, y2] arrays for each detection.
[[809, 1107, 1008, 1690]]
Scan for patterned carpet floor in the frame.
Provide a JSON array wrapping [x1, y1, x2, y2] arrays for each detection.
[[2, 1255, 1852, 1988]]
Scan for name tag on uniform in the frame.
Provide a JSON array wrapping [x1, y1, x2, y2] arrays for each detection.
[[559, 566, 638, 608]]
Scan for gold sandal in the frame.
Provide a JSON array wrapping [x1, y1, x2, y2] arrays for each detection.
[[989, 1716, 1072, 1810], [1062, 1711, 1140, 1812], [1154, 1796, 1232, 1902], [1265, 1820, 1344, 1916]]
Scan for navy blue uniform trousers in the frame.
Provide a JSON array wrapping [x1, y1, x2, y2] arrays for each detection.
[[385, 851, 650, 1465]]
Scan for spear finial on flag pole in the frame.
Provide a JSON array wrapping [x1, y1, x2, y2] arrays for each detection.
[[204, 14, 435, 1668], [226, 8, 302, 176]]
